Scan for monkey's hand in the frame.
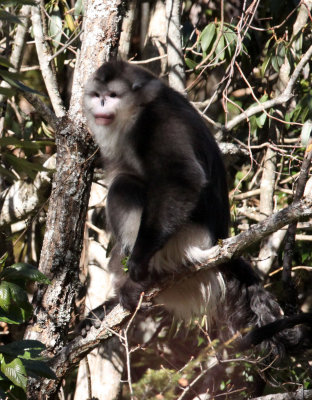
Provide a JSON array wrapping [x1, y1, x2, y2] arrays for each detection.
[[127, 257, 148, 282], [119, 278, 150, 311]]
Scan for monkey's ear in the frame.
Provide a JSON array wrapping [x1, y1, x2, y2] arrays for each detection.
[[132, 78, 162, 91], [132, 78, 162, 104], [132, 81, 144, 91]]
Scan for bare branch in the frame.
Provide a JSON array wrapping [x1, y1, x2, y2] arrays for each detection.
[[282, 143, 312, 311], [42, 196, 312, 386], [30, 4, 65, 117], [119, 0, 138, 60], [225, 43, 312, 131], [0, 155, 55, 227], [166, 0, 185, 91], [250, 388, 312, 400], [0, 5, 31, 133], [21, 91, 58, 131]]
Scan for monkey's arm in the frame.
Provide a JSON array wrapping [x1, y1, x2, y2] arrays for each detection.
[[128, 156, 207, 282]]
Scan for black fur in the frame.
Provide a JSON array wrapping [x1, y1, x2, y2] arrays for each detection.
[[83, 61, 312, 355]]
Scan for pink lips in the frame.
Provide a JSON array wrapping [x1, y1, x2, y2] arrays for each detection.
[[94, 113, 115, 126]]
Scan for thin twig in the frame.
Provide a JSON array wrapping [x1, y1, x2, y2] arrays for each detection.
[[123, 293, 144, 399], [225, 43, 312, 131], [282, 141, 312, 312], [30, 4, 65, 117]]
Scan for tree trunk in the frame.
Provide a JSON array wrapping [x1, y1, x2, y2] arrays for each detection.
[[24, 1, 127, 398]]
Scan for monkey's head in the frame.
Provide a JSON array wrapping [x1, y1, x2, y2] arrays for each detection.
[[83, 61, 162, 140]]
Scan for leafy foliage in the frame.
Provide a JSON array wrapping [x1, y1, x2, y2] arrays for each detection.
[[1, 0, 312, 398], [0, 258, 54, 397]]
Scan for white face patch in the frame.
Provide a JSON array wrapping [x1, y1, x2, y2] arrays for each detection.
[[84, 77, 142, 161]]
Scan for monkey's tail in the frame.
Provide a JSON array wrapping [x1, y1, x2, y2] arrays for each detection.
[[224, 259, 312, 357], [237, 312, 312, 352]]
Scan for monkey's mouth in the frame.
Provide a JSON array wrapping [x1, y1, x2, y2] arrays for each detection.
[[94, 113, 115, 126]]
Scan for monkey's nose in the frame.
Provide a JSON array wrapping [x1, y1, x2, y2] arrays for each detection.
[[101, 99, 105, 107]]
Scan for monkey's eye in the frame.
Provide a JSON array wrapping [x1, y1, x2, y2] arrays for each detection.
[[92, 92, 100, 98], [109, 92, 117, 98]]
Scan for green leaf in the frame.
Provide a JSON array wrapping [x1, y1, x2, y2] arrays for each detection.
[[0, 255, 7, 269], [0, 306, 32, 324], [0, 282, 11, 312], [215, 32, 225, 61], [0, 282, 32, 324], [259, 93, 268, 103], [0, 56, 14, 69], [0, 356, 27, 391], [276, 42, 286, 67], [185, 58, 198, 70], [294, 33, 303, 53], [3, 77, 44, 95], [0, 69, 22, 81], [0, 137, 55, 150], [41, 121, 54, 138], [2, 263, 51, 285], [261, 53, 272, 77], [249, 115, 258, 136], [0, 87, 15, 97], [199, 23, 216, 53], [0, 340, 46, 360], [301, 106, 310, 122], [122, 257, 129, 272], [22, 359, 56, 379], [256, 112, 267, 128], [64, 7, 75, 32], [49, 6, 63, 48], [271, 54, 279, 73], [0, 165, 16, 182], [0, 10, 22, 25], [3, 153, 49, 180], [0, 281, 28, 308], [223, 26, 237, 57], [292, 104, 302, 122], [74, 0, 84, 17]]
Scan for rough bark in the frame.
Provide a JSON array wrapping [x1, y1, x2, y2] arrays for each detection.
[[24, 119, 95, 399], [282, 145, 312, 313], [119, 0, 138, 59], [250, 388, 312, 400], [30, 196, 312, 388], [24, 1, 127, 398], [0, 156, 55, 227], [166, 0, 185, 91], [142, 0, 168, 75]]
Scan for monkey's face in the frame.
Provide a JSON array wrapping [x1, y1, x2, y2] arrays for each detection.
[[83, 62, 163, 161], [84, 77, 141, 132]]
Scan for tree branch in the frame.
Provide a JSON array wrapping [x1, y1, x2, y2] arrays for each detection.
[[42, 196, 312, 385], [30, 4, 65, 117], [166, 0, 185, 91], [282, 143, 312, 312], [250, 388, 312, 400], [225, 43, 312, 131], [21, 91, 59, 131], [0, 155, 55, 227]]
